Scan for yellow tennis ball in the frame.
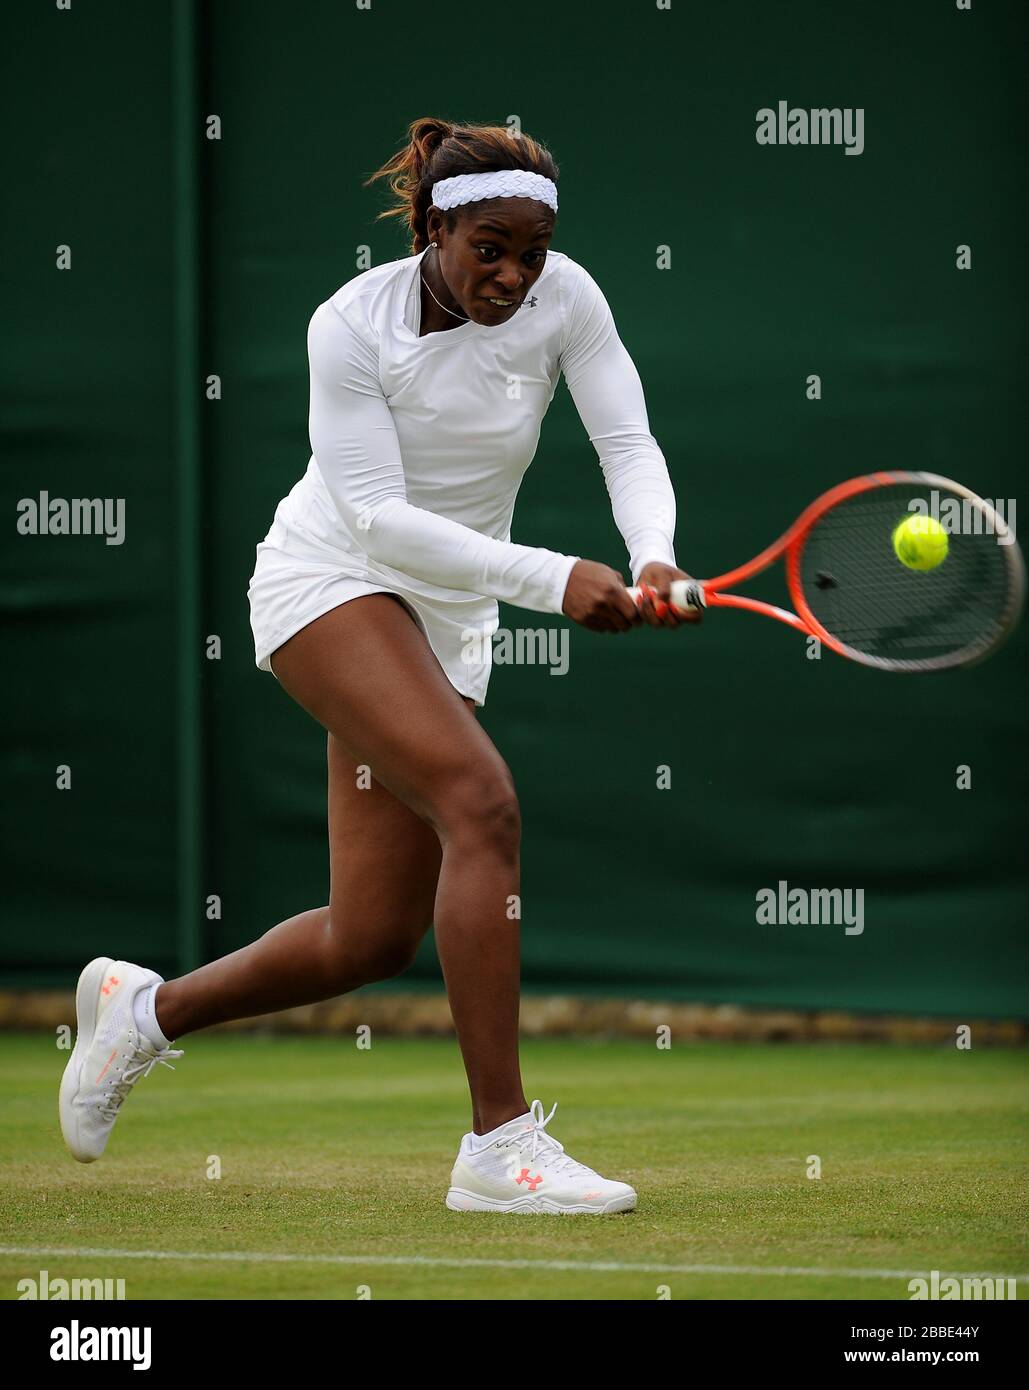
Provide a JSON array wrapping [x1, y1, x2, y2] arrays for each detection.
[[892, 514, 949, 571]]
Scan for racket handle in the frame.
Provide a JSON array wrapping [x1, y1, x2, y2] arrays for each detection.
[[627, 578, 706, 614]]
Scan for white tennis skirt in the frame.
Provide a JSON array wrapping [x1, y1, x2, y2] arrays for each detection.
[[247, 516, 495, 707]]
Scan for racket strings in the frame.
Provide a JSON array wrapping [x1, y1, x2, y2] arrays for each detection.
[[797, 485, 1019, 670]]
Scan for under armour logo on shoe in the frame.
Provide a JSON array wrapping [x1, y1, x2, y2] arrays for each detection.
[[515, 1168, 543, 1191], [101, 975, 120, 996]]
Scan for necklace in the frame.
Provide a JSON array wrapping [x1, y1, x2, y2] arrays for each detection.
[[419, 244, 470, 323]]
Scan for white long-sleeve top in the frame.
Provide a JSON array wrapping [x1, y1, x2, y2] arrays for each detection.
[[276, 248, 677, 613]]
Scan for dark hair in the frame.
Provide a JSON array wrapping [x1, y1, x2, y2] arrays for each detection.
[[363, 117, 559, 255]]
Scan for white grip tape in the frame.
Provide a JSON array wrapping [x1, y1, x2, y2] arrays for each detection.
[[628, 579, 706, 613]]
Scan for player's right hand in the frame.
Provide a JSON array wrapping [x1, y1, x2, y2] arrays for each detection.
[[561, 560, 642, 632]]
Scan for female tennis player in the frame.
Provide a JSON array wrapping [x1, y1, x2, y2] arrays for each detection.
[[60, 118, 694, 1214]]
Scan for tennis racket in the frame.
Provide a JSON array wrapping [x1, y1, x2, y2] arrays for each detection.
[[628, 472, 1024, 672]]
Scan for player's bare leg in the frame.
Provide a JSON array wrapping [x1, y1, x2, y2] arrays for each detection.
[[61, 593, 634, 1205], [64, 594, 527, 1153], [61, 595, 504, 1160], [257, 595, 529, 1135], [154, 715, 460, 1038], [139, 594, 527, 1134]]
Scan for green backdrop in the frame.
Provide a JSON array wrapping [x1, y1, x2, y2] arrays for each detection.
[[3, 0, 1026, 1017]]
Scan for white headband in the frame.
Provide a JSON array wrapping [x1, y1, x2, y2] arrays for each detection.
[[430, 169, 558, 214]]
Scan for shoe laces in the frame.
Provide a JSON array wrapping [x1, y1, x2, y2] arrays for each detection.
[[98, 1041, 184, 1121], [506, 1099, 599, 1178]]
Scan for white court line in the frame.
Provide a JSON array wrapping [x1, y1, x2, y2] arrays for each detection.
[[0, 1246, 1025, 1283]]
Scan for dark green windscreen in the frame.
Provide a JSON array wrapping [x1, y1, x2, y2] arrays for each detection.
[[3, 0, 1026, 1017]]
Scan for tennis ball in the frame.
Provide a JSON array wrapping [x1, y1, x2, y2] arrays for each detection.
[[892, 514, 949, 571]]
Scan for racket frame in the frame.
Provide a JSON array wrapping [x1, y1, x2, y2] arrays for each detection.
[[637, 471, 1024, 672]]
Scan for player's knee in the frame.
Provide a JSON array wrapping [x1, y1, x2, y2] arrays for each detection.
[[325, 921, 421, 989], [361, 936, 421, 985], [437, 770, 521, 856]]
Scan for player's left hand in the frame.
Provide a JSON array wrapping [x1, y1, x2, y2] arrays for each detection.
[[635, 563, 702, 628]]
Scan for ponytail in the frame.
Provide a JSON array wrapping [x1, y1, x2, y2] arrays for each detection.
[[364, 117, 559, 254]]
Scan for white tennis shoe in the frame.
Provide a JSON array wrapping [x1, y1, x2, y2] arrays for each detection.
[[59, 957, 183, 1163], [446, 1099, 637, 1214]]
